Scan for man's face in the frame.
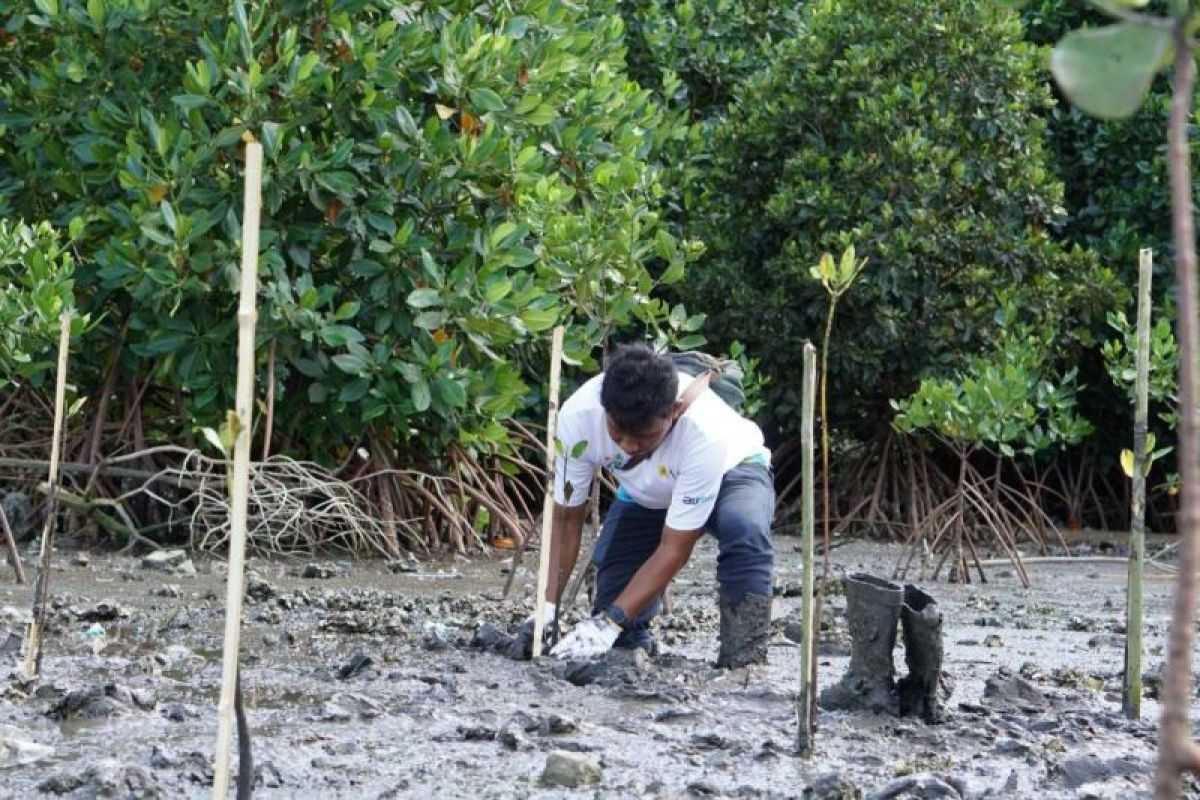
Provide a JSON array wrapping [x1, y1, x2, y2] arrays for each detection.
[[606, 409, 676, 461]]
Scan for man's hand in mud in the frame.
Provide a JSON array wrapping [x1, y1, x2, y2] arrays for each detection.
[[550, 614, 620, 660]]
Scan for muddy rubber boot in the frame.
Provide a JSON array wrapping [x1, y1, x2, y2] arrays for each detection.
[[716, 592, 773, 668], [897, 584, 946, 724], [819, 573, 903, 713]]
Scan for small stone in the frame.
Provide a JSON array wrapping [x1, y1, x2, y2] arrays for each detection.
[[983, 634, 1003, 648], [687, 779, 721, 795], [151, 585, 181, 599], [867, 773, 960, 799], [73, 553, 90, 567], [141, 549, 195, 576], [245, 574, 276, 602], [337, 651, 374, 680], [77, 599, 123, 622], [540, 750, 602, 788], [297, 563, 341, 579]]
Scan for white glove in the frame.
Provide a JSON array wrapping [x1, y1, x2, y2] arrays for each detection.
[[550, 614, 621, 660], [530, 602, 557, 627]]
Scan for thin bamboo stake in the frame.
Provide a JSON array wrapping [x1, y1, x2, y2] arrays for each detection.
[[0, 502, 26, 584], [796, 343, 817, 757], [1126, 247, 1153, 720], [531, 326, 565, 658], [212, 140, 263, 800], [22, 311, 72, 680]]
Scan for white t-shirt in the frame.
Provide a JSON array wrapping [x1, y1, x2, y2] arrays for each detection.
[[552, 372, 770, 530]]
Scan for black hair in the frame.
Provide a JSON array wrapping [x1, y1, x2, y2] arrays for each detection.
[[600, 344, 678, 432]]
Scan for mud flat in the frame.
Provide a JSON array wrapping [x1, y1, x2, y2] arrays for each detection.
[[0, 538, 1196, 798]]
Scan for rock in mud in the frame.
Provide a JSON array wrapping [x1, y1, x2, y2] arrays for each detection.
[[540, 750, 602, 788], [1055, 754, 1147, 789], [802, 772, 861, 799], [150, 584, 180, 598], [867, 773, 960, 799], [337, 651, 375, 680], [0, 725, 54, 768], [49, 683, 156, 721], [470, 622, 531, 660], [245, 573, 277, 602], [981, 669, 1049, 712], [39, 758, 164, 798], [76, 599, 124, 622], [295, 562, 344, 579], [141, 549, 195, 576], [422, 621, 453, 650]]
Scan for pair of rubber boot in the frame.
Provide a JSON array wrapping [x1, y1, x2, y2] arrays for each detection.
[[819, 573, 945, 723]]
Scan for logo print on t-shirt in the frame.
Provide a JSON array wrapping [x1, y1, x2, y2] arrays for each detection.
[[657, 464, 669, 479]]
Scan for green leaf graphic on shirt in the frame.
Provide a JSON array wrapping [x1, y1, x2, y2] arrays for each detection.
[[570, 440, 588, 459]]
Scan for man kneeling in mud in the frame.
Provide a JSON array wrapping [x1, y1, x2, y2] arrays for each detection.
[[543, 344, 775, 667]]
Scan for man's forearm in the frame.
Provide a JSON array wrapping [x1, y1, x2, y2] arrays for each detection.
[[546, 502, 588, 603], [614, 530, 700, 619]]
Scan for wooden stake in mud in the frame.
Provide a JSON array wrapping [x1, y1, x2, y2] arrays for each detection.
[[531, 326, 565, 658], [22, 311, 72, 679], [1125, 247, 1153, 720], [212, 140, 263, 800], [0, 502, 27, 585], [797, 342, 818, 756]]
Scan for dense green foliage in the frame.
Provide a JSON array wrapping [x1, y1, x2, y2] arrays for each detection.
[[617, 0, 799, 117], [0, 0, 701, 463], [0, 218, 83, 390], [680, 0, 1122, 438], [892, 319, 1092, 458], [1022, 0, 1176, 274]]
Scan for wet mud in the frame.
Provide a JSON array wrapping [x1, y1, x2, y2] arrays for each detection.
[[0, 538, 1197, 798]]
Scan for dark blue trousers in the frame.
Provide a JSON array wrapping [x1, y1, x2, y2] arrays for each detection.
[[591, 462, 775, 650]]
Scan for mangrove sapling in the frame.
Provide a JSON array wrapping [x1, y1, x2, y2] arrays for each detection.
[[1051, 6, 1200, 794], [23, 310, 72, 680], [809, 244, 867, 729]]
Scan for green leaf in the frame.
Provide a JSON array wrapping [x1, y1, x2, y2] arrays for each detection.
[[411, 378, 431, 412], [413, 310, 445, 329], [469, 87, 506, 113], [332, 353, 369, 374], [520, 307, 558, 332], [434, 377, 467, 408], [316, 170, 359, 196], [297, 52, 321, 81], [407, 288, 442, 309], [171, 94, 212, 111], [1120, 448, 1135, 478], [333, 301, 360, 321], [1050, 23, 1170, 120]]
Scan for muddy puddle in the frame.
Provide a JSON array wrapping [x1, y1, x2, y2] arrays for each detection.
[[1, 538, 1198, 798]]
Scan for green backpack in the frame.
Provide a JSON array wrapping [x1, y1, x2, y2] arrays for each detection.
[[669, 351, 746, 411]]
